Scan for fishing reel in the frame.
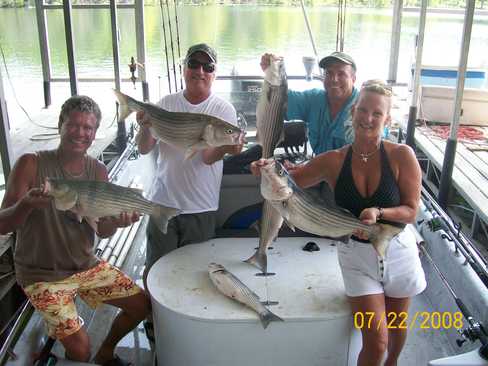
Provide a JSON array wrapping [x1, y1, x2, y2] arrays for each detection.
[[128, 56, 144, 89], [456, 319, 488, 359]]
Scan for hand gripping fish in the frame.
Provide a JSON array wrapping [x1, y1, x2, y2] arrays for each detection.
[[208, 263, 283, 329], [244, 55, 287, 273], [259, 160, 404, 258], [114, 90, 243, 160], [44, 178, 180, 234]]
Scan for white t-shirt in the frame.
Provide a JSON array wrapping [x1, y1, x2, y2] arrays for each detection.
[[147, 91, 237, 214]]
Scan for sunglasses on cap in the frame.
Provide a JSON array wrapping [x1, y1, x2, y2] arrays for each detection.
[[186, 59, 216, 73]]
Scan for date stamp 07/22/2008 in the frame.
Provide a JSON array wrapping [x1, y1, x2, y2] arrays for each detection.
[[353, 311, 464, 330]]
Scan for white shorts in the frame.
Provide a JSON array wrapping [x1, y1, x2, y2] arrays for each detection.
[[337, 229, 427, 298]]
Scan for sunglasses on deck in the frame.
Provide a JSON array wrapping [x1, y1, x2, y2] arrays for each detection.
[[186, 59, 216, 73]]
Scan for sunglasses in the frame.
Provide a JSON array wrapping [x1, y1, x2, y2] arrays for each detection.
[[361, 80, 393, 97], [186, 59, 216, 73]]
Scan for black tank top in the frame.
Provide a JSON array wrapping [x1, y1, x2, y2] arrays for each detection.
[[334, 142, 402, 221]]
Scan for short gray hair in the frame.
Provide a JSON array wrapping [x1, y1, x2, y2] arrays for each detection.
[[58, 95, 102, 130]]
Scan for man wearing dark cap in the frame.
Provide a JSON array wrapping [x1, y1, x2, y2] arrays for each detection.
[[137, 43, 244, 282], [261, 51, 358, 155]]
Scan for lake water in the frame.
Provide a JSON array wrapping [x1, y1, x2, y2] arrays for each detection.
[[1, 5, 488, 129]]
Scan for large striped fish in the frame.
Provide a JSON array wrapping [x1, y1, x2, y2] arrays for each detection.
[[44, 178, 180, 234], [208, 263, 283, 329], [244, 55, 287, 273], [255, 55, 287, 158], [259, 160, 404, 258], [114, 90, 243, 159]]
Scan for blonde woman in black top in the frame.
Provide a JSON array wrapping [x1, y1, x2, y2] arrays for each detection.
[[251, 80, 426, 366]]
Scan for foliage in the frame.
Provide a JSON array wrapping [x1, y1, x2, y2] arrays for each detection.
[[1, 0, 486, 8]]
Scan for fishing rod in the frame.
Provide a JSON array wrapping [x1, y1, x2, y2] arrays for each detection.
[[420, 187, 488, 289], [165, 0, 178, 92], [159, 0, 172, 94], [299, 0, 318, 58], [173, 0, 183, 90], [412, 227, 488, 360]]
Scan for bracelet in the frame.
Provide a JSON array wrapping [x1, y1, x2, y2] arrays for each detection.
[[376, 207, 384, 220]]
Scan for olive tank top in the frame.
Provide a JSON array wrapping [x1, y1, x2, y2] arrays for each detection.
[[14, 150, 99, 287]]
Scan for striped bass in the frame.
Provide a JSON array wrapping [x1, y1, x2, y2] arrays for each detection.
[[259, 160, 403, 258], [244, 55, 287, 273], [256, 55, 287, 158], [113, 90, 243, 159], [208, 263, 283, 329], [44, 178, 180, 234]]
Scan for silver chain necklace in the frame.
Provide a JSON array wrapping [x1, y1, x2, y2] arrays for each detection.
[[351, 144, 380, 163]]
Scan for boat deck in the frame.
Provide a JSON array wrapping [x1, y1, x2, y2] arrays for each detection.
[[391, 87, 488, 254]]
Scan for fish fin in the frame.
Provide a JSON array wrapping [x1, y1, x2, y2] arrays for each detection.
[[150, 205, 181, 234], [129, 187, 144, 195], [184, 140, 210, 160], [259, 308, 284, 329], [243, 250, 267, 273], [113, 89, 132, 120], [250, 220, 260, 235], [282, 217, 295, 232], [335, 235, 350, 244], [53, 190, 78, 211], [370, 223, 404, 258], [84, 216, 99, 232]]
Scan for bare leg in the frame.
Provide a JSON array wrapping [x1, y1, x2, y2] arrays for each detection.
[[349, 294, 388, 366], [384, 296, 411, 366], [93, 291, 151, 364], [59, 328, 91, 362]]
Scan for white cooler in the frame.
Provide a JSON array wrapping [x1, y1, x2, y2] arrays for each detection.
[[147, 237, 355, 366]]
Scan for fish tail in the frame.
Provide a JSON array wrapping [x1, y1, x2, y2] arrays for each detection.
[[370, 223, 404, 258], [113, 89, 132, 120], [150, 204, 181, 234], [243, 249, 268, 273], [259, 308, 284, 329]]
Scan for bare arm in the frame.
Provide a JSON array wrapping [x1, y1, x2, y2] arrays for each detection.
[[0, 154, 52, 234], [94, 162, 140, 238], [201, 140, 244, 165], [249, 150, 340, 189], [135, 111, 157, 154]]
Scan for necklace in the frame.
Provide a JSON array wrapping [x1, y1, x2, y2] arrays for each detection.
[[57, 149, 86, 179], [351, 144, 380, 163]]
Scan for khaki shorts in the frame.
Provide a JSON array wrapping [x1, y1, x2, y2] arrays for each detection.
[[146, 211, 216, 270], [23, 261, 142, 339]]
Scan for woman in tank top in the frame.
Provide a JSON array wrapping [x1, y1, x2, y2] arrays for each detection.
[[251, 80, 426, 366]]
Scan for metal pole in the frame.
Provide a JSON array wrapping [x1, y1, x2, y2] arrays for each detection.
[[34, 0, 52, 107], [299, 0, 318, 57], [438, 0, 475, 208], [0, 67, 13, 180], [405, 0, 427, 148], [110, 0, 126, 153], [110, 0, 121, 91], [135, 0, 149, 101], [387, 0, 403, 83], [62, 0, 78, 96]]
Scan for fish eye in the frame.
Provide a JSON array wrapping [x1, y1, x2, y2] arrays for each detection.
[[278, 168, 285, 176], [225, 129, 234, 134]]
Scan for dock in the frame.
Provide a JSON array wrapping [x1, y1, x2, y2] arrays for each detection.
[[391, 86, 488, 255]]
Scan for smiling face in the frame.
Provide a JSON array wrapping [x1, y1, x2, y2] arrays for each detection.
[[184, 51, 216, 102], [352, 90, 391, 140], [323, 62, 356, 101], [58, 111, 98, 154]]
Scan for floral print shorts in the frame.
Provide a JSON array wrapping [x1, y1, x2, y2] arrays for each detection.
[[23, 261, 142, 339]]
